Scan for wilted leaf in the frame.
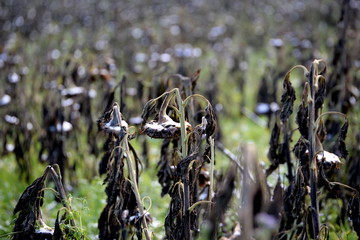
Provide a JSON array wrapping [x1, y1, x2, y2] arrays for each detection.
[[315, 76, 326, 110], [207, 166, 236, 239], [279, 169, 307, 235], [165, 183, 184, 240], [141, 99, 158, 124], [157, 139, 176, 196], [296, 83, 309, 138], [12, 175, 46, 240], [268, 121, 280, 164], [204, 105, 217, 138], [335, 120, 349, 159], [280, 74, 296, 122], [265, 121, 283, 176], [98, 136, 115, 175], [348, 196, 360, 237], [316, 119, 327, 143], [190, 69, 201, 92]]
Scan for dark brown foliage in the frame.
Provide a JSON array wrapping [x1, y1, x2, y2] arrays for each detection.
[[12, 165, 79, 240], [266, 121, 283, 176], [335, 120, 349, 159], [296, 84, 309, 139], [12, 175, 46, 240], [348, 196, 360, 236], [279, 169, 308, 237], [207, 167, 236, 239], [157, 139, 177, 196], [315, 76, 326, 110], [280, 75, 296, 123]]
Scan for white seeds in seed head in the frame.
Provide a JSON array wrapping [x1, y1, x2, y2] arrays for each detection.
[[317, 151, 342, 167]]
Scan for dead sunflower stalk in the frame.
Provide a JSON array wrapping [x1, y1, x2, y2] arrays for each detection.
[[98, 103, 151, 240], [141, 87, 216, 240], [267, 59, 355, 239]]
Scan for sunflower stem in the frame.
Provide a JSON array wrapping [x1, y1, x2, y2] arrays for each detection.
[[114, 103, 151, 240], [209, 136, 215, 204], [308, 60, 320, 238], [123, 133, 151, 240], [174, 88, 191, 240]]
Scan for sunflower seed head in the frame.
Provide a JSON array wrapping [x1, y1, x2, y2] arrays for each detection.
[[99, 104, 128, 137]]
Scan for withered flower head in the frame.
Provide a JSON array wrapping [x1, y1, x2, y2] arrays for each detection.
[[143, 114, 191, 139], [98, 103, 128, 137], [141, 92, 191, 139], [317, 150, 342, 169]]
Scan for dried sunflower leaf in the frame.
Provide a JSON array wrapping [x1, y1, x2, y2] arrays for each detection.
[[190, 69, 201, 91], [157, 139, 175, 196], [141, 99, 158, 124], [204, 105, 217, 137], [268, 121, 281, 164], [335, 120, 349, 159], [280, 74, 296, 122], [315, 76, 326, 110], [296, 83, 309, 138], [348, 196, 360, 237], [12, 174, 46, 240], [316, 119, 327, 143]]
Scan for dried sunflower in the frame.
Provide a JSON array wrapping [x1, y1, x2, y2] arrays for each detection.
[[141, 91, 191, 139]]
